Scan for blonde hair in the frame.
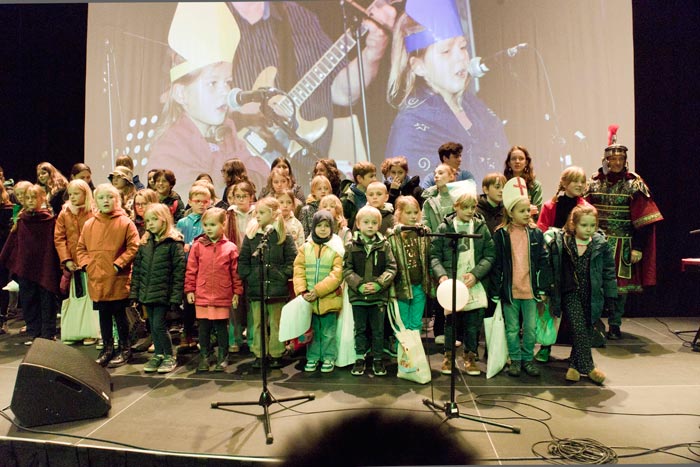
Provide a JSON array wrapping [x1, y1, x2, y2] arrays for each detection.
[[453, 192, 478, 209], [394, 195, 421, 223], [65, 179, 94, 212], [355, 205, 382, 227], [188, 184, 212, 201], [387, 13, 428, 108], [435, 163, 457, 181], [366, 181, 388, 194], [141, 203, 178, 244], [94, 183, 123, 210], [245, 196, 286, 245], [24, 184, 47, 210], [36, 162, 68, 198], [551, 166, 587, 203], [564, 205, 598, 236], [275, 189, 301, 216], [202, 206, 227, 227], [265, 167, 293, 195], [319, 194, 347, 232], [307, 175, 332, 203]]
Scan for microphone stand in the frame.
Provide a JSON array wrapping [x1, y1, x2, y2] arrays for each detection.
[[420, 229, 520, 433], [211, 233, 315, 445]]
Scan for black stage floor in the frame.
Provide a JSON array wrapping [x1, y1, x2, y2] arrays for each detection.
[[1, 316, 699, 465]]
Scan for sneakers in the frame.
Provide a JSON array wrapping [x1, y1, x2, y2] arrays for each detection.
[[95, 339, 104, 350], [607, 325, 621, 340], [534, 346, 550, 363], [588, 368, 606, 384], [464, 352, 480, 376], [269, 357, 282, 369], [320, 360, 335, 373], [144, 355, 164, 373], [351, 358, 366, 376], [158, 356, 177, 373], [507, 360, 521, 377], [197, 357, 210, 372], [565, 367, 581, 382], [213, 360, 227, 372], [441, 353, 452, 375], [23, 339, 34, 346], [522, 360, 540, 377], [372, 359, 387, 376], [108, 348, 132, 368], [228, 344, 240, 354], [83, 338, 97, 346], [434, 335, 445, 345], [304, 360, 318, 372]]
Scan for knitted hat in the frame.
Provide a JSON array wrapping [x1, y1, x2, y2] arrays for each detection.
[[502, 177, 529, 213], [108, 166, 134, 185], [311, 210, 335, 244], [168, 2, 240, 82]]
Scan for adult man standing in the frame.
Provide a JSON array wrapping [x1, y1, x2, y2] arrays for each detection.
[[585, 126, 663, 339], [420, 141, 476, 189]]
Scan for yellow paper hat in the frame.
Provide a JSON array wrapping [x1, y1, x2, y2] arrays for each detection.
[[168, 2, 240, 82]]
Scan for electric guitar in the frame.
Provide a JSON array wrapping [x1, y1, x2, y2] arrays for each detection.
[[236, 0, 396, 166]]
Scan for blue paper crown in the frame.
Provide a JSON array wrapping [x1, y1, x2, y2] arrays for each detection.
[[404, 0, 464, 53]]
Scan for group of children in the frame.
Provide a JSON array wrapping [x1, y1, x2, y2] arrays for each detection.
[[0, 147, 616, 385]]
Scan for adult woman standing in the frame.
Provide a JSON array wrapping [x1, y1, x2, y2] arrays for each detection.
[[36, 162, 68, 216], [504, 146, 543, 221]]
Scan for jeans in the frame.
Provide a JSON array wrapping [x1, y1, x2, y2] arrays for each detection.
[[503, 298, 537, 362], [249, 300, 284, 358], [397, 284, 426, 332], [608, 294, 627, 327], [146, 304, 172, 356], [307, 312, 338, 362], [17, 277, 57, 340], [352, 303, 384, 359]]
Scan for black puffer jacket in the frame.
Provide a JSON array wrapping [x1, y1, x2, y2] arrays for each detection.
[[130, 232, 186, 306], [238, 229, 297, 300]]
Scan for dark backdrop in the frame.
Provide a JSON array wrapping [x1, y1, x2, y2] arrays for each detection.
[[1, 1, 698, 316]]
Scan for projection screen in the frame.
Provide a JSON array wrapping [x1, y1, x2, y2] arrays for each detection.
[[85, 0, 634, 199]]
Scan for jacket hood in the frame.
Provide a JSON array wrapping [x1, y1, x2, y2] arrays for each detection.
[[194, 232, 228, 246], [95, 207, 128, 219]]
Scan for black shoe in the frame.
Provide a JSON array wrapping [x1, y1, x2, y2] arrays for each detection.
[[108, 348, 132, 368], [269, 357, 283, 369], [372, 359, 387, 376], [351, 358, 365, 376], [523, 360, 540, 377], [95, 345, 114, 367], [507, 360, 521, 377], [607, 325, 621, 340], [251, 357, 262, 369]]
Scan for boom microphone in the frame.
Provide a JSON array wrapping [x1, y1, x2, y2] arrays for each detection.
[[398, 225, 429, 236], [227, 87, 280, 110], [252, 225, 275, 257], [468, 42, 528, 78]]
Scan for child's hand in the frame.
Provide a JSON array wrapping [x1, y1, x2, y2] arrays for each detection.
[[186, 292, 195, 304], [360, 283, 378, 294], [184, 244, 191, 253], [232, 295, 239, 308], [438, 276, 448, 284], [303, 290, 318, 302], [530, 204, 539, 217], [463, 273, 476, 288], [65, 260, 77, 272]]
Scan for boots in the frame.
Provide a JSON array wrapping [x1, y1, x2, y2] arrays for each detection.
[[464, 351, 480, 376], [441, 352, 452, 375], [108, 346, 132, 368], [96, 344, 114, 367], [213, 347, 228, 372]]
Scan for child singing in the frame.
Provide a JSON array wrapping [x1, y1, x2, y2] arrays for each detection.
[[185, 207, 243, 372], [546, 205, 616, 384], [131, 203, 186, 373], [491, 177, 552, 378], [293, 210, 344, 373]]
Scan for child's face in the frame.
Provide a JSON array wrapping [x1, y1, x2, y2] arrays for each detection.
[[357, 214, 379, 238], [412, 36, 470, 97], [67, 186, 86, 207], [134, 195, 147, 217], [177, 62, 232, 134], [484, 182, 503, 204], [313, 183, 331, 200], [73, 170, 92, 186], [356, 172, 377, 190], [275, 162, 290, 177], [14, 188, 26, 207], [575, 214, 597, 241], [155, 176, 171, 197], [366, 185, 388, 209], [256, 206, 274, 228], [202, 217, 224, 242], [147, 172, 157, 190], [271, 175, 290, 194], [24, 192, 39, 211], [278, 194, 295, 218], [145, 212, 166, 237], [231, 188, 252, 211], [510, 199, 531, 226], [189, 193, 211, 215], [433, 166, 454, 188], [507, 150, 528, 176], [455, 202, 476, 222], [398, 204, 420, 226], [564, 178, 586, 198], [111, 175, 128, 190], [388, 165, 407, 184], [314, 220, 331, 240], [319, 199, 337, 214], [96, 191, 117, 214], [36, 168, 50, 185]]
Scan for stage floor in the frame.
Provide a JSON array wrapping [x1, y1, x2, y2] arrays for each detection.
[[1, 316, 699, 464]]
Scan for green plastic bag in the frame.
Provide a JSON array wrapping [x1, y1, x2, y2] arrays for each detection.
[[535, 302, 560, 346]]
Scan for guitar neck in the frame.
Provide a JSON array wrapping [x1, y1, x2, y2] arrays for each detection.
[[280, 27, 365, 115]]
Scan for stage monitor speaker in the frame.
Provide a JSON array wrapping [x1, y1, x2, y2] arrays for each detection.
[[11, 338, 112, 427]]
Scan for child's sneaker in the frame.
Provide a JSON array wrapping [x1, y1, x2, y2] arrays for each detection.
[[158, 356, 177, 373], [441, 352, 452, 375], [351, 358, 365, 376], [522, 360, 540, 377], [228, 344, 240, 354], [534, 346, 550, 363], [197, 357, 210, 372], [372, 359, 387, 376], [144, 355, 164, 373], [508, 360, 521, 377], [213, 360, 227, 372], [304, 360, 318, 372], [320, 360, 335, 373], [464, 351, 480, 376]]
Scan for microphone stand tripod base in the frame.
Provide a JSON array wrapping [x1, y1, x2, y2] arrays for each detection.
[[422, 399, 520, 433]]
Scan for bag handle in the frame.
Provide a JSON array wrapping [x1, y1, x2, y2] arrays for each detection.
[[387, 297, 406, 335]]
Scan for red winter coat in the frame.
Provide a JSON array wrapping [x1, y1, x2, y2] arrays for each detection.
[[76, 208, 139, 302], [54, 205, 93, 265], [185, 234, 243, 307]]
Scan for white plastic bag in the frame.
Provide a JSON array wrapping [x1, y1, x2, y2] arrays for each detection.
[[60, 273, 99, 342], [334, 287, 356, 367], [278, 295, 312, 342], [388, 299, 431, 384], [484, 301, 508, 379]]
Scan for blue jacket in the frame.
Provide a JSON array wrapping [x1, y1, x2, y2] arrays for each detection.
[[176, 212, 203, 260]]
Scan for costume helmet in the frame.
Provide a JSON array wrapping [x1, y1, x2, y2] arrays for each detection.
[[602, 124, 628, 173]]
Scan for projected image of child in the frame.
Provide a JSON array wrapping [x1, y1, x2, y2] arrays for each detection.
[[385, 0, 508, 186], [147, 2, 268, 197]]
